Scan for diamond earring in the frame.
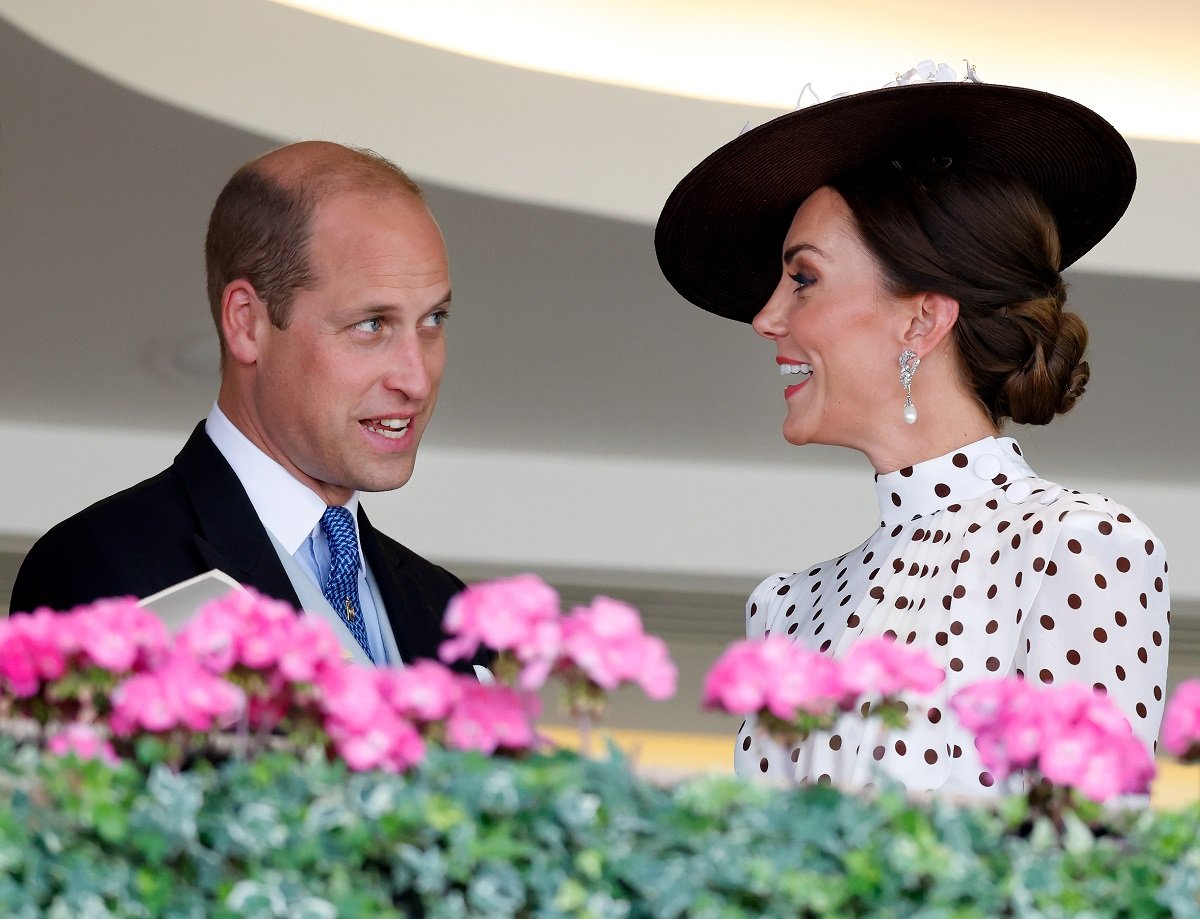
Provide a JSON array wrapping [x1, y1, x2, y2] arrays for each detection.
[[899, 350, 920, 424]]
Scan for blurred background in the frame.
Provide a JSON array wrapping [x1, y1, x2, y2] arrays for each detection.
[[1, 1, 1197, 797]]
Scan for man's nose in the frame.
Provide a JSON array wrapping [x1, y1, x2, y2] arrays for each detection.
[[382, 336, 437, 399]]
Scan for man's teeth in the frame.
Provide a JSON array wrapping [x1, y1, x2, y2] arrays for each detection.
[[365, 418, 410, 439], [779, 363, 813, 378]]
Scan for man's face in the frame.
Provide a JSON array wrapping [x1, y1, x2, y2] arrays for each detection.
[[247, 190, 450, 506]]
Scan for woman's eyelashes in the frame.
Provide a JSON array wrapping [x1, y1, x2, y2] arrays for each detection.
[[790, 272, 817, 292]]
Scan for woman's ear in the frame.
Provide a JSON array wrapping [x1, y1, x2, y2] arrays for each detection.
[[221, 279, 267, 365], [902, 291, 959, 357]]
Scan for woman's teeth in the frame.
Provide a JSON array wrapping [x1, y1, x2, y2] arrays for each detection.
[[364, 418, 410, 439], [779, 362, 813, 379]]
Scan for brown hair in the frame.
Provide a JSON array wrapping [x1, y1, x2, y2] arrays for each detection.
[[830, 161, 1089, 426], [204, 145, 423, 346]]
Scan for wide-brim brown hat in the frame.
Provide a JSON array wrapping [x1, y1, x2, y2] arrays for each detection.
[[655, 80, 1136, 323]]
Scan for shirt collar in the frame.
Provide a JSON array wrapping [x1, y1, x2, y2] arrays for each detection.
[[874, 436, 1036, 526], [204, 403, 361, 555]]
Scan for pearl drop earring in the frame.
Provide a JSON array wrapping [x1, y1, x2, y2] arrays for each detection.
[[899, 350, 920, 424]]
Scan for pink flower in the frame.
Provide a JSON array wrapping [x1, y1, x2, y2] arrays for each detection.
[[561, 597, 677, 699], [72, 598, 172, 673], [378, 660, 464, 723], [109, 653, 245, 736], [439, 575, 564, 689], [704, 637, 848, 721], [950, 678, 1154, 801], [1162, 679, 1200, 760], [444, 682, 540, 755], [47, 723, 120, 766], [841, 637, 944, 698], [327, 706, 426, 773]]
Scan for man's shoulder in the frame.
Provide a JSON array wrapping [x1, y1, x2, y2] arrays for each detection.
[[368, 524, 465, 592]]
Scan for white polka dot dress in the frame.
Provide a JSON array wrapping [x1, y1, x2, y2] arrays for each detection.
[[733, 436, 1170, 797]]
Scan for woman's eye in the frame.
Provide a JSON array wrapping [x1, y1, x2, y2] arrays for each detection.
[[790, 272, 816, 291], [353, 318, 383, 333]]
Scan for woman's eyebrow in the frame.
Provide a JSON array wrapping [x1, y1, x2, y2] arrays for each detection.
[[783, 242, 828, 263]]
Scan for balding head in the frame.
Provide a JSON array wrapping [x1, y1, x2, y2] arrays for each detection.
[[205, 141, 425, 349]]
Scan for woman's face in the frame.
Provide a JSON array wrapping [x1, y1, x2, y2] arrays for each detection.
[[752, 186, 911, 452]]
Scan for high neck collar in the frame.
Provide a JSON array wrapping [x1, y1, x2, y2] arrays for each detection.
[[874, 436, 1036, 526]]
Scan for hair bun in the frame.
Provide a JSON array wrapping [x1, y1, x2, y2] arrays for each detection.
[[1000, 299, 1089, 425]]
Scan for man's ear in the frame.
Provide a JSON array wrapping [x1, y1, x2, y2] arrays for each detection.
[[221, 280, 267, 365], [901, 291, 959, 357]]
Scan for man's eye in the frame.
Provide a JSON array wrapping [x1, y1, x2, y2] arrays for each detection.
[[422, 309, 449, 328], [353, 318, 383, 333]]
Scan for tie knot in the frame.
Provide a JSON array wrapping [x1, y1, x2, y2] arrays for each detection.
[[320, 505, 360, 566]]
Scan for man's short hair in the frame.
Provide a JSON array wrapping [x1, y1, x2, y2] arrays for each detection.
[[204, 146, 423, 344]]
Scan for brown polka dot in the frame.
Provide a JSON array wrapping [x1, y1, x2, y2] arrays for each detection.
[[1046, 561, 1059, 576], [990, 550, 1001, 565], [1093, 683, 1107, 696], [953, 586, 966, 599], [787, 623, 798, 635], [987, 584, 998, 599], [777, 584, 791, 596], [846, 614, 861, 628], [986, 499, 998, 510], [1093, 627, 1107, 643], [952, 453, 968, 468], [1117, 513, 1130, 522], [950, 621, 964, 635], [1066, 650, 1081, 665], [829, 734, 843, 751], [1155, 577, 1165, 593], [790, 748, 800, 763], [935, 483, 951, 498], [993, 474, 1007, 486], [1136, 702, 1148, 719], [1154, 685, 1163, 701], [927, 707, 942, 724], [924, 749, 938, 765], [1138, 647, 1149, 664], [1032, 520, 1044, 534], [895, 740, 907, 756], [997, 520, 1011, 533], [986, 620, 999, 634], [935, 631, 949, 646], [742, 736, 752, 751], [1115, 665, 1127, 681], [980, 772, 995, 787], [1153, 631, 1163, 647], [1015, 571, 1023, 588], [952, 745, 963, 758], [891, 492, 902, 507], [1011, 534, 1022, 550], [900, 466, 914, 477], [1067, 539, 1083, 554], [1095, 574, 1107, 589], [1116, 557, 1131, 573], [820, 640, 832, 652], [967, 523, 982, 533], [1033, 557, 1046, 572], [1145, 539, 1155, 555], [1114, 611, 1127, 627], [986, 656, 1000, 671], [893, 559, 905, 573], [908, 563, 919, 576], [873, 745, 885, 761], [950, 658, 964, 672], [870, 586, 885, 601], [1140, 593, 1149, 609], [942, 595, 953, 610], [749, 603, 758, 617], [1068, 594, 1082, 610], [816, 774, 832, 786], [1039, 669, 1054, 683], [759, 757, 769, 773], [1098, 520, 1113, 535]]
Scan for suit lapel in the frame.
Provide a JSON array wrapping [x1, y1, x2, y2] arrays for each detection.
[[358, 506, 452, 667], [172, 423, 302, 609]]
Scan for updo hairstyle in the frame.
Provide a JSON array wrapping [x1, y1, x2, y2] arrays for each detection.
[[830, 161, 1090, 426]]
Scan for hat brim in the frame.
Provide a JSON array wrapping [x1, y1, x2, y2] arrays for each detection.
[[655, 82, 1136, 323]]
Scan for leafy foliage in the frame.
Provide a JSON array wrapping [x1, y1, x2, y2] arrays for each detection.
[[1, 736, 1197, 918]]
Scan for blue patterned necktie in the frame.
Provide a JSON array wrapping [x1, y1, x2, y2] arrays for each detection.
[[319, 506, 374, 663]]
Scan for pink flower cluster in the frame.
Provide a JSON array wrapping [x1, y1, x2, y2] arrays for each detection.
[[1, 589, 542, 773], [951, 678, 1155, 802], [0, 599, 170, 698], [702, 635, 943, 744], [1160, 678, 1200, 761], [439, 575, 677, 704]]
